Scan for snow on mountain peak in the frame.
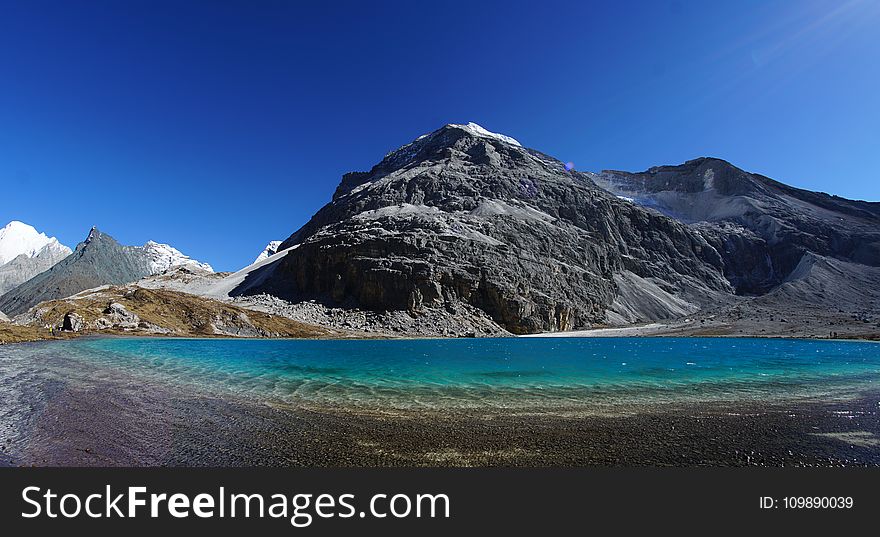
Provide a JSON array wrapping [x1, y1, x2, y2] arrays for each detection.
[[0, 221, 70, 266], [143, 240, 214, 274], [449, 122, 522, 147], [253, 240, 282, 264]]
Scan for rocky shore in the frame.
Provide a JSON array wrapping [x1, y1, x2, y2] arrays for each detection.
[[6, 375, 879, 467]]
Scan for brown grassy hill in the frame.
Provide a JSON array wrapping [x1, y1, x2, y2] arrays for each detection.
[[23, 286, 343, 340]]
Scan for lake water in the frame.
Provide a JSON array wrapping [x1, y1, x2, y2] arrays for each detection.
[[3, 337, 879, 410]]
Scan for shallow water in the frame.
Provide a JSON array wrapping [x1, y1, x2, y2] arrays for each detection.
[[3, 337, 878, 411]]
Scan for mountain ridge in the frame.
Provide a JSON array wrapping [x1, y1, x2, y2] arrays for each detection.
[[0, 227, 213, 316], [590, 156, 880, 293]]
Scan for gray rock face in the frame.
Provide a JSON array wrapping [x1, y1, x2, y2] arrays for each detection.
[[590, 158, 880, 294], [235, 124, 737, 334], [0, 228, 154, 316]]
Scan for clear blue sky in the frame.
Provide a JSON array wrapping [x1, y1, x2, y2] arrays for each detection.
[[1, 0, 878, 271]]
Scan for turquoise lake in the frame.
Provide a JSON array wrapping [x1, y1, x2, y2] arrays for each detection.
[[5, 337, 878, 410]]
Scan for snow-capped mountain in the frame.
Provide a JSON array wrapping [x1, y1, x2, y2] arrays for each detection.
[[0, 227, 156, 315], [143, 241, 214, 273], [0, 221, 70, 266], [253, 241, 282, 264], [0, 222, 73, 297], [0, 227, 214, 315]]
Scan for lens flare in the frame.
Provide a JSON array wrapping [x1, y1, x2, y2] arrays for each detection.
[[564, 162, 575, 171]]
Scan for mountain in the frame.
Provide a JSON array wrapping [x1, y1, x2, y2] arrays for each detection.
[[0, 222, 72, 297], [589, 158, 880, 293], [0, 227, 212, 316], [230, 123, 743, 334], [253, 241, 282, 264], [228, 123, 879, 335]]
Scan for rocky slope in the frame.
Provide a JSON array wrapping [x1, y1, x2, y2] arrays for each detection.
[[590, 158, 880, 294], [0, 227, 212, 316], [230, 123, 743, 334]]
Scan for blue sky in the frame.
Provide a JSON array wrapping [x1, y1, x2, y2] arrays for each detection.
[[1, 0, 878, 271]]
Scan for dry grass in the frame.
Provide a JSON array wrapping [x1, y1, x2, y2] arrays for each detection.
[[0, 324, 75, 344], [31, 286, 338, 339]]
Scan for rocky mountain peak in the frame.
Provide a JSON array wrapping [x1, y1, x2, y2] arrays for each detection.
[[298, 122, 584, 253], [602, 157, 766, 198], [82, 226, 109, 246], [331, 122, 545, 203], [444, 122, 522, 147], [591, 154, 880, 294]]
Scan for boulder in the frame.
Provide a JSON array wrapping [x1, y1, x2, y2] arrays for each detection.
[[103, 302, 140, 329], [61, 311, 84, 332]]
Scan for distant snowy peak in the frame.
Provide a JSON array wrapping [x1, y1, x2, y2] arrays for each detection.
[[142, 241, 214, 274], [36, 239, 72, 258], [253, 240, 282, 264], [448, 122, 522, 147], [0, 221, 71, 266]]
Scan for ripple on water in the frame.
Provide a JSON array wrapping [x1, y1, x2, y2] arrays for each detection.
[[3, 337, 879, 411]]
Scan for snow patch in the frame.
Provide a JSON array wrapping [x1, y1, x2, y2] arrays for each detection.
[[253, 240, 282, 264], [470, 199, 555, 222], [353, 204, 442, 220], [143, 241, 214, 274], [449, 122, 522, 147], [703, 168, 715, 190]]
